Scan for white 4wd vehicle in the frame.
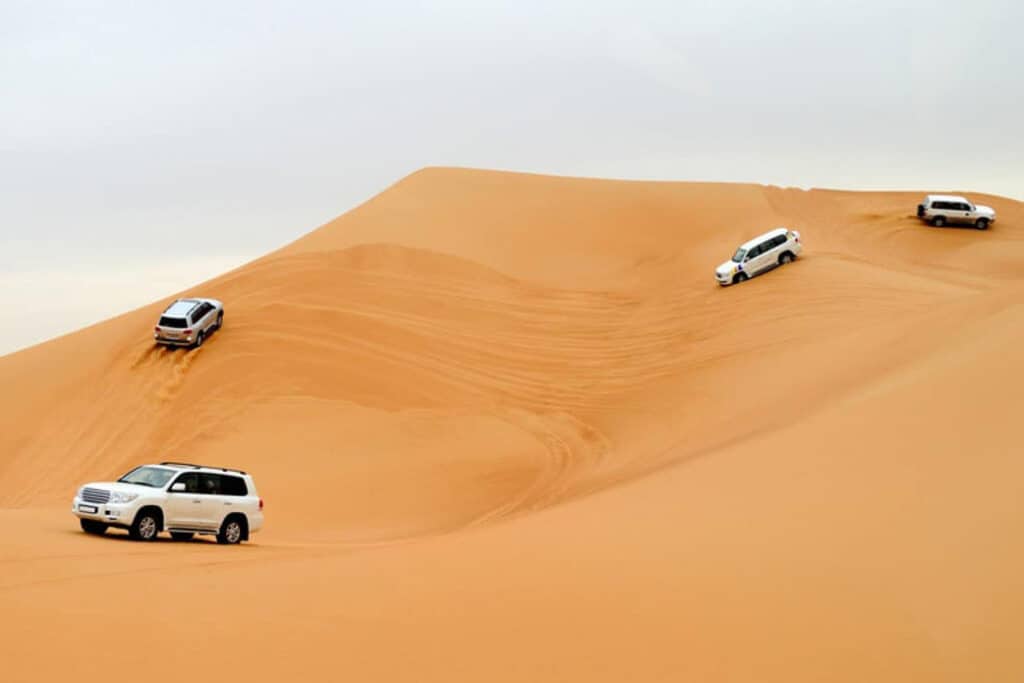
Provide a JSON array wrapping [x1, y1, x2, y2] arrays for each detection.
[[73, 462, 263, 544], [917, 195, 995, 229], [154, 298, 224, 349], [715, 227, 802, 286]]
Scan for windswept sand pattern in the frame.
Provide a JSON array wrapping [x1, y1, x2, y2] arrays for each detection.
[[154, 345, 204, 402], [2, 169, 1024, 682]]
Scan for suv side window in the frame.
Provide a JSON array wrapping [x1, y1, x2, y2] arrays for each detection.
[[934, 201, 950, 210], [957, 203, 971, 211], [221, 475, 248, 496], [198, 473, 222, 495], [773, 235, 787, 248], [172, 472, 200, 493], [191, 303, 209, 324], [746, 245, 760, 259]]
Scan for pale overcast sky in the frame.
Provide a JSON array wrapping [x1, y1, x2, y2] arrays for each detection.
[[2, 0, 1022, 354]]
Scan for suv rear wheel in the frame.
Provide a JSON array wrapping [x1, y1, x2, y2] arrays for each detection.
[[932, 215, 946, 227], [80, 519, 108, 535], [217, 515, 246, 545], [193, 330, 205, 349], [215, 312, 224, 330], [779, 252, 794, 265]]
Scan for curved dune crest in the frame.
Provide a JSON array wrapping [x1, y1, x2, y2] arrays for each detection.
[[1, 168, 1023, 681]]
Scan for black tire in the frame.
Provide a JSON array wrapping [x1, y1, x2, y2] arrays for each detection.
[[975, 218, 989, 230], [129, 508, 161, 541], [170, 532, 194, 541], [215, 312, 224, 331], [932, 215, 946, 227], [217, 515, 246, 545], [193, 330, 205, 349], [80, 519, 108, 535], [779, 252, 794, 265], [732, 272, 749, 285]]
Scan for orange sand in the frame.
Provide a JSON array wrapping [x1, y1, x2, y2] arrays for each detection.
[[2, 168, 1022, 681]]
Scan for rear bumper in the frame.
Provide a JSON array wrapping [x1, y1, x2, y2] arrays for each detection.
[[154, 334, 193, 346]]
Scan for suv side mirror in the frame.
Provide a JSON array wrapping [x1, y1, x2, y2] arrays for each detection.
[[170, 482, 186, 492]]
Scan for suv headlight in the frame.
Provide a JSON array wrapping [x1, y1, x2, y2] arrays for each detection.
[[110, 492, 139, 504]]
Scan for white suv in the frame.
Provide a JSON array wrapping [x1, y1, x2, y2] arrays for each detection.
[[917, 195, 995, 229], [72, 462, 263, 544], [154, 298, 224, 349], [715, 227, 802, 286]]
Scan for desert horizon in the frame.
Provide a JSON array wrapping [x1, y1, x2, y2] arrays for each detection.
[[5, 166, 1018, 359], [3, 166, 1023, 680]]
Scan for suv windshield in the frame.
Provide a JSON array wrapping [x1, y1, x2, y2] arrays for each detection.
[[118, 466, 175, 488], [731, 248, 746, 263], [159, 316, 187, 329]]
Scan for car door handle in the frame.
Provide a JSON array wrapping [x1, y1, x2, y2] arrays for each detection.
[[192, 499, 202, 504], [224, 502, 232, 506]]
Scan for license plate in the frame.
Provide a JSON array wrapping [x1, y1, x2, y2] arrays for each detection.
[[79, 504, 98, 514]]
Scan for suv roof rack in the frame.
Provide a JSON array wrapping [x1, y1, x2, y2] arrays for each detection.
[[160, 461, 247, 475]]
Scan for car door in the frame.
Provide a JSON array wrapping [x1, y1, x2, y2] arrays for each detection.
[[165, 472, 203, 528], [190, 303, 210, 333], [958, 202, 974, 224], [748, 241, 772, 274], [198, 473, 228, 531], [741, 244, 760, 275], [761, 235, 784, 266]]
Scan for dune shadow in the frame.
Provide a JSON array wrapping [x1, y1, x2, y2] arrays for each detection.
[[62, 529, 228, 546]]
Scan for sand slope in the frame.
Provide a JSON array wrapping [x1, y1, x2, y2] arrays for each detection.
[[2, 168, 1023, 681]]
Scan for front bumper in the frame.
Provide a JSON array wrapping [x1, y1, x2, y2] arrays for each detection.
[[72, 496, 141, 527]]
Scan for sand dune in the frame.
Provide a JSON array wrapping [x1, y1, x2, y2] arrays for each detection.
[[2, 168, 1023, 681]]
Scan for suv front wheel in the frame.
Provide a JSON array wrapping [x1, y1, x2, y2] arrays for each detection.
[[130, 508, 161, 541]]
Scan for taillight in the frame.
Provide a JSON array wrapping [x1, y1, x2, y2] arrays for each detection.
[[154, 326, 160, 332], [259, 498, 264, 510], [183, 329, 192, 334]]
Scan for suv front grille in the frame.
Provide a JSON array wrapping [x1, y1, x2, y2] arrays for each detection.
[[82, 487, 111, 504]]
